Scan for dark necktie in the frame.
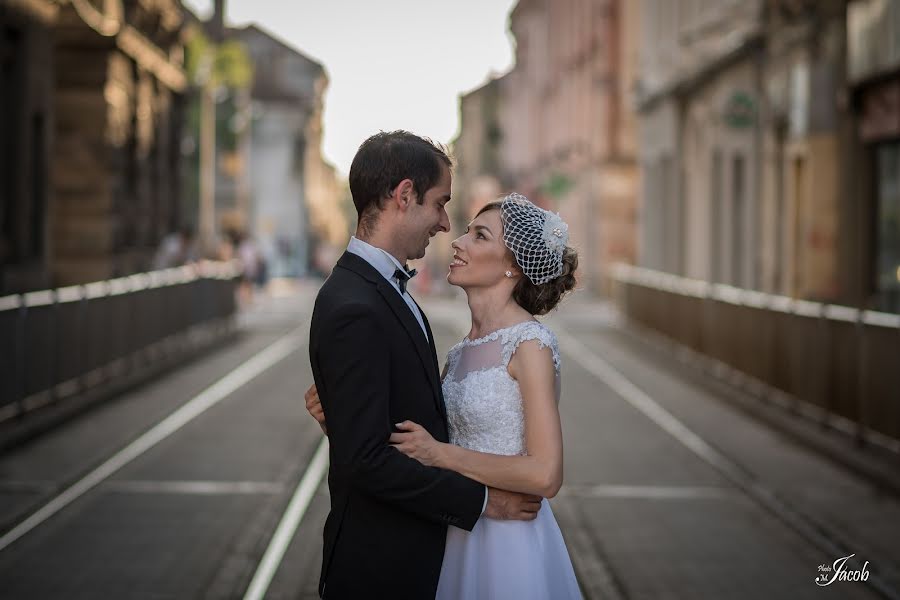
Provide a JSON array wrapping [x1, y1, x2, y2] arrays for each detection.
[[393, 266, 417, 294]]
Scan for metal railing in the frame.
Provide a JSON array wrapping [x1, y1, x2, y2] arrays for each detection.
[[0, 261, 241, 421], [610, 263, 900, 447]]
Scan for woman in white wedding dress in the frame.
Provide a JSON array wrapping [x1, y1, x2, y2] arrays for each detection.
[[390, 193, 582, 599]]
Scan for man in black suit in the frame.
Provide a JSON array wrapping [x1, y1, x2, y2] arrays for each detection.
[[308, 131, 542, 599]]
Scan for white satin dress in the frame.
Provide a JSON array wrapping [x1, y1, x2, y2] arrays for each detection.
[[437, 321, 582, 600]]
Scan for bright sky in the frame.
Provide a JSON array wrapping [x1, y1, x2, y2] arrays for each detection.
[[183, 0, 519, 175]]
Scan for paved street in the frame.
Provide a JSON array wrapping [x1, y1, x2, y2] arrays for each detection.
[[0, 282, 898, 599]]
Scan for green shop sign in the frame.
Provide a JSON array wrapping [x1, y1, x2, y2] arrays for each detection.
[[723, 91, 756, 129], [541, 172, 574, 199]]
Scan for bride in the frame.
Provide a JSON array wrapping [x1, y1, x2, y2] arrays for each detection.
[[309, 192, 581, 599]]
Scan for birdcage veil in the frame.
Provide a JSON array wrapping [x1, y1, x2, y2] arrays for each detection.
[[499, 193, 570, 285]]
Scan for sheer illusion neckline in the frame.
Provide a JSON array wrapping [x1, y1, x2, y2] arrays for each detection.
[[461, 320, 540, 346]]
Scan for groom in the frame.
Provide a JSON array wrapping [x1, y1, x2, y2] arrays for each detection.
[[308, 131, 542, 599]]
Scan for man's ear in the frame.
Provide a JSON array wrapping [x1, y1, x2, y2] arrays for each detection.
[[391, 179, 415, 210]]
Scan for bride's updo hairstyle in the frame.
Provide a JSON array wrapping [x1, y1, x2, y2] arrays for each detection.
[[476, 193, 578, 316]]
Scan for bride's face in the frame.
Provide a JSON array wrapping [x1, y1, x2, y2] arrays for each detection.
[[447, 208, 518, 289]]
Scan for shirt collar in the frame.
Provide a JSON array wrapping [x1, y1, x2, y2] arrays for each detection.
[[347, 236, 407, 283]]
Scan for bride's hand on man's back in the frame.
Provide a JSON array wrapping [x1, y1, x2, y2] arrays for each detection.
[[304, 384, 327, 434]]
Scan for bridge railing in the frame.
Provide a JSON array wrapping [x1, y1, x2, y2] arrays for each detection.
[[610, 263, 900, 448], [0, 261, 240, 421]]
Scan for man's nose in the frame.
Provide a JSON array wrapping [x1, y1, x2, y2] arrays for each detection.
[[438, 209, 450, 233]]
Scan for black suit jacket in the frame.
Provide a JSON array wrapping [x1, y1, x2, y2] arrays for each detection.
[[309, 251, 485, 600]]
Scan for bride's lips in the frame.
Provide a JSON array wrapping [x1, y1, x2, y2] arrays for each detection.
[[449, 255, 468, 269]]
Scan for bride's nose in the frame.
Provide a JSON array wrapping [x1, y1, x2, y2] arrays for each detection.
[[451, 238, 462, 250]]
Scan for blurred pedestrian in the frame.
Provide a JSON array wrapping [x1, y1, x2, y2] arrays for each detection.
[[153, 226, 197, 270], [236, 231, 266, 306]]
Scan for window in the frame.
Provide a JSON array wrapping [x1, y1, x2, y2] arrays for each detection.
[[661, 155, 673, 272], [0, 22, 47, 293], [30, 114, 45, 259], [711, 149, 722, 282], [876, 142, 900, 312], [732, 154, 745, 287], [0, 25, 21, 266]]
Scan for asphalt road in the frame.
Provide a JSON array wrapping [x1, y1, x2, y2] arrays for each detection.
[[0, 282, 897, 599]]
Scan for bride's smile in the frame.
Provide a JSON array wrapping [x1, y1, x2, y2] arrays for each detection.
[[450, 253, 467, 267]]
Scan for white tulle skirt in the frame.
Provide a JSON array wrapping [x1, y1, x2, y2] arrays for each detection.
[[436, 499, 582, 600]]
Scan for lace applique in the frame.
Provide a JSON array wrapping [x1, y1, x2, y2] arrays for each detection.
[[444, 343, 464, 381], [498, 321, 561, 372]]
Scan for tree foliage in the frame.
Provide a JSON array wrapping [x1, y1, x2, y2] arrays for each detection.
[[185, 28, 253, 90]]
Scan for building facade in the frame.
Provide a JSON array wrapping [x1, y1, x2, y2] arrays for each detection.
[[638, 0, 766, 288], [452, 0, 641, 293], [234, 24, 344, 279], [847, 0, 900, 312], [1, 0, 188, 293], [638, 0, 854, 310], [758, 0, 848, 302]]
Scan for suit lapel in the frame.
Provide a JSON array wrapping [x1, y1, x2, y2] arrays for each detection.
[[374, 280, 443, 406], [413, 297, 448, 422], [335, 252, 443, 412]]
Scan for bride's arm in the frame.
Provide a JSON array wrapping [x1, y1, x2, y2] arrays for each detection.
[[392, 340, 563, 498]]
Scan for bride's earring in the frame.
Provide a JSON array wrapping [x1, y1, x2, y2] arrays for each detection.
[[505, 270, 513, 278]]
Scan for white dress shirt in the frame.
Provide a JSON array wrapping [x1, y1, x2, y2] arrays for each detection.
[[347, 236, 428, 341]]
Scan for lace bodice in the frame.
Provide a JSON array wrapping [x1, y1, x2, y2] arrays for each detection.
[[441, 321, 561, 456]]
